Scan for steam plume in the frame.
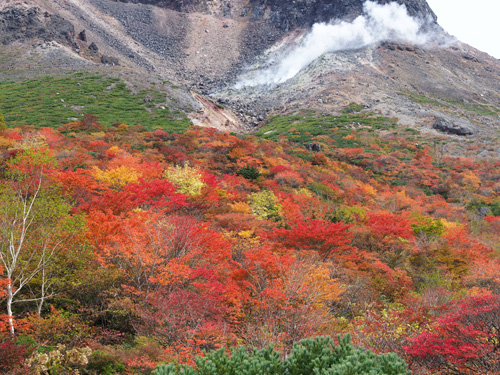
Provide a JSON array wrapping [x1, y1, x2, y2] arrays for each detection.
[[236, 1, 440, 88]]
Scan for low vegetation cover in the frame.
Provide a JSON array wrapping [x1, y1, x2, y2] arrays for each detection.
[[0, 106, 499, 374], [402, 90, 500, 117], [255, 111, 397, 147], [0, 74, 191, 131]]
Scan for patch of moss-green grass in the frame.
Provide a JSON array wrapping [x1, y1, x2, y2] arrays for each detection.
[[401, 91, 447, 108], [255, 112, 397, 148], [442, 98, 500, 116], [402, 90, 500, 117], [0, 73, 191, 131], [341, 102, 365, 114]]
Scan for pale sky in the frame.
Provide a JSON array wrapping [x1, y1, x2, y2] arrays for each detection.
[[426, 0, 500, 59]]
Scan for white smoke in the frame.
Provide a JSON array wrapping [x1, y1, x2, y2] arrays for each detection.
[[235, 1, 439, 88]]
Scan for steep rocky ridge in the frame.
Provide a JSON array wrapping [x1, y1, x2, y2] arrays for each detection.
[[117, 0, 436, 30], [0, 0, 437, 83]]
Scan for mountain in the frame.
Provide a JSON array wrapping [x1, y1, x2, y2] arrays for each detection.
[[0, 0, 499, 158], [2, 2, 500, 374]]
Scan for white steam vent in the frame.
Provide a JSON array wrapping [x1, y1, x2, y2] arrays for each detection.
[[236, 1, 442, 88]]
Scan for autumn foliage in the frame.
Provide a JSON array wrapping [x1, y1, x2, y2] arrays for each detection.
[[0, 119, 498, 374], [405, 294, 500, 374]]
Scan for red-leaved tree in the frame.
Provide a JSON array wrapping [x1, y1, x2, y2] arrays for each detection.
[[266, 219, 353, 260], [404, 294, 500, 374]]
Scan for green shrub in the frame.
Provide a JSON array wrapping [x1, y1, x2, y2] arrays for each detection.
[[329, 206, 366, 224], [342, 102, 365, 114], [237, 166, 261, 180], [491, 199, 500, 216], [87, 350, 126, 375], [152, 335, 410, 375]]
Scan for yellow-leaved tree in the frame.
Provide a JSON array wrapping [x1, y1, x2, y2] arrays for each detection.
[[249, 190, 282, 221], [163, 163, 205, 197], [92, 165, 140, 190]]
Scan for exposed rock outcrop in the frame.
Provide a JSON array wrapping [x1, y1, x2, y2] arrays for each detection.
[[116, 0, 436, 31], [88, 42, 99, 53], [78, 30, 87, 42], [0, 7, 76, 47]]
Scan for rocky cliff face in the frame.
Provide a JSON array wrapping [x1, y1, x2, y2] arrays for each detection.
[[0, 0, 437, 80], [0, 6, 76, 46], [117, 0, 436, 30]]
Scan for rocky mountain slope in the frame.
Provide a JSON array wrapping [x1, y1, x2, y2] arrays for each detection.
[[0, 0, 499, 158]]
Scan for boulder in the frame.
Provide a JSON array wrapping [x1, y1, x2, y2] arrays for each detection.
[[433, 118, 475, 136], [477, 207, 492, 218], [306, 142, 321, 152]]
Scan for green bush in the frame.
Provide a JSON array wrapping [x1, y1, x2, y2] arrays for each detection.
[[153, 335, 411, 375], [237, 166, 261, 180], [342, 102, 365, 114], [87, 350, 126, 375], [491, 199, 500, 216], [411, 215, 444, 239]]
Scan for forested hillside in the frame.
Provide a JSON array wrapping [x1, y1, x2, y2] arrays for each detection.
[[0, 102, 498, 374]]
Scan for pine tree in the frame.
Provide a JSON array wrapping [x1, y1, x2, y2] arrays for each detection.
[[153, 335, 411, 375]]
